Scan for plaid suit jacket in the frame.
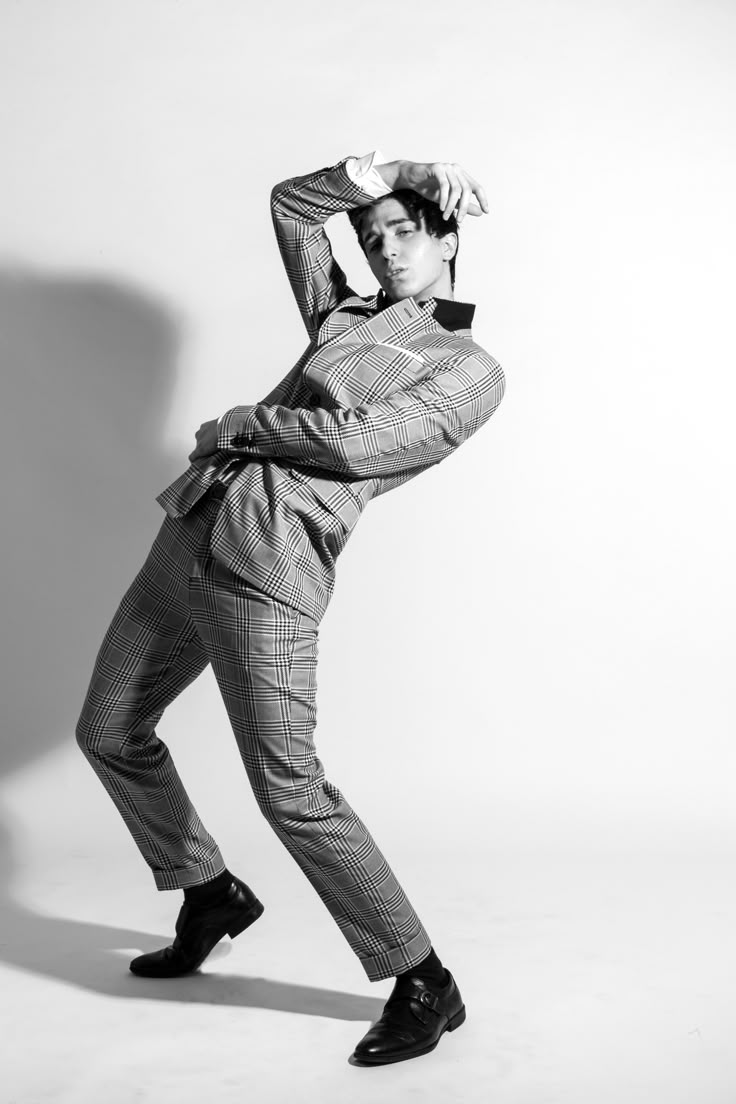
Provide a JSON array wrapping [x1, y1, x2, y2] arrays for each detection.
[[157, 157, 506, 622]]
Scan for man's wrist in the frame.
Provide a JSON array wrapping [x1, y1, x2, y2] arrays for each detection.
[[344, 151, 393, 199], [374, 160, 406, 191]]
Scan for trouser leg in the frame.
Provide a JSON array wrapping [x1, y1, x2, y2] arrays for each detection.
[[189, 552, 432, 982], [76, 507, 225, 889]]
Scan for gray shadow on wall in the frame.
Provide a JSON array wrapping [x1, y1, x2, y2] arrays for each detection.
[[0, 271, 383, 1024], [0, 263, 180, 993], [0, 265, 183, 776]]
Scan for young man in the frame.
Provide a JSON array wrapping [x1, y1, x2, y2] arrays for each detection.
[[76, 151, 506, 1066]]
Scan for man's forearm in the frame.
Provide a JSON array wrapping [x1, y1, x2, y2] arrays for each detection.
[[374, 161, 406, 191], [270, 154, 392, 340], [215, 352, 505, 480]]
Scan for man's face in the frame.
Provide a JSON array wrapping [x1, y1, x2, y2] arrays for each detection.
[[359, 197, 456, 303]]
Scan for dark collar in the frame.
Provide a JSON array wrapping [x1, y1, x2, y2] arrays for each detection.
[[376, 290, 475, 331]]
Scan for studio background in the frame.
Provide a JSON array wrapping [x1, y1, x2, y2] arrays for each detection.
[[1, 1, 734, 1102]]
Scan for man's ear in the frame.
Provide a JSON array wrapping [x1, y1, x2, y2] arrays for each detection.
[[441, 232, 458, 263]]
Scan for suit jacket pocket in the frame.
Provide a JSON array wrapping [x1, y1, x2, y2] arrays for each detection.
[[284, 466, 365, 547]]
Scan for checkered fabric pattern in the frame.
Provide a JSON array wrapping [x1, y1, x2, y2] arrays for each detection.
[[77, 491, 432, 981], [157, 156, 506, 624]]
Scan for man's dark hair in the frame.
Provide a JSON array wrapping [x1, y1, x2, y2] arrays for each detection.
[[348, 189, 459, 288]]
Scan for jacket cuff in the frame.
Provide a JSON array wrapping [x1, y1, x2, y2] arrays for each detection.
[[344, 150, 392, 198], [217, 407, 256, 452]]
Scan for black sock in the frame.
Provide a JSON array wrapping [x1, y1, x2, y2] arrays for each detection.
[[396, 946, 448, 988], [183, 868, 234, 907]]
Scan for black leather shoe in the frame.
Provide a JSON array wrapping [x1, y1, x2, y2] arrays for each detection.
[[351, 970, 466, 1066], [129, 876, 264, 978]]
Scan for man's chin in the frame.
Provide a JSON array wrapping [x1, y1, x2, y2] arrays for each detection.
[[381, 282, 418, 303]]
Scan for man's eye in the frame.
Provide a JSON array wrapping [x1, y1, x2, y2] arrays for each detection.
[[397, 229, 412, 237]]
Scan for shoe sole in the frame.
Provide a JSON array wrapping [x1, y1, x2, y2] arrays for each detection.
[[351, 1004, 467, 1066]]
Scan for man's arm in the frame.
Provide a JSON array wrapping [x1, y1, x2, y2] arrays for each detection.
[[190, 155, 494, 466], [270, 152, 391, 340], [213, 349, 506, 479]]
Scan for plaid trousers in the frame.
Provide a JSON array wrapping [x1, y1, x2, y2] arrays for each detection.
[[76, 486, 432, 982]]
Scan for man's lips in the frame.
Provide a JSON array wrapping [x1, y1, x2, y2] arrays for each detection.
[[386, 268, 407, 279]]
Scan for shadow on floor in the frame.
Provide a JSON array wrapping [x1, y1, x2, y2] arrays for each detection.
[[0, 889, 384, 1022]]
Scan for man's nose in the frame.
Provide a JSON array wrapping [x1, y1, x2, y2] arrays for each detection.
[[380, 237, 398, 260]]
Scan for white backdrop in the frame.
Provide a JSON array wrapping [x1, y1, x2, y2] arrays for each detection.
[[1, 2, 735, 1098]]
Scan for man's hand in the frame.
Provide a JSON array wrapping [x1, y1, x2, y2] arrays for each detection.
[[376, 161, 489, 224], [188, 418, 220, 462]]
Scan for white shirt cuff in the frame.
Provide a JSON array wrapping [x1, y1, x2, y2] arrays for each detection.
[[345, 150, 392, 198]]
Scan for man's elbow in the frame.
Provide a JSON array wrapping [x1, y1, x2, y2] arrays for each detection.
[[495, 364, 506, 402], [270, 178, 294, 216], [489, 367, 506, 413], [478, 358, 506, 420]]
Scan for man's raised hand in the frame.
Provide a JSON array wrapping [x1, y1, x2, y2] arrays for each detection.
[[396, 161, 489, 224]]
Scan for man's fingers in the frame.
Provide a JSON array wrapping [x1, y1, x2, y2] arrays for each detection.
[[463, 173, 489, 215], [421, 162, 489, 221], [443, 167, 463, 221], [433, 164, 490, 223], [436, 164, 450, 214], [456, 171, 489, 222], [473, 180, 490, 215], [455, 172, 477, 224]]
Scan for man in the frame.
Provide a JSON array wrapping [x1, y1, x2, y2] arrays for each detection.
[[76, 150, 506, 1066]]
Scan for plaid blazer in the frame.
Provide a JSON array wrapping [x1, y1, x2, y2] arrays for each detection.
[[157, 157, 506, 622]]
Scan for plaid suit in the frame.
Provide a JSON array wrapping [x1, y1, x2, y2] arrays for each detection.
[[77, 156, 505, 982]]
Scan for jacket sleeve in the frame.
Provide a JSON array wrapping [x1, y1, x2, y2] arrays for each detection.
[[270, 157, 378, 340], [216, 349, 506, 479], [257, 362, 303, 407]]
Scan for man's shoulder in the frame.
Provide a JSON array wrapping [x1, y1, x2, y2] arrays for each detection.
[[315, 292, 379, 337]]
